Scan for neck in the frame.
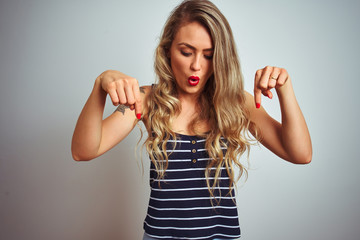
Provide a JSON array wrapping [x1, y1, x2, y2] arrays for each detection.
[[177, 91, 202, 106], [171, 91, 212, 135]]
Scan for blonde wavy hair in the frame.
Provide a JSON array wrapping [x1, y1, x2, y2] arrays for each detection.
[[142, 0, 257, 201]]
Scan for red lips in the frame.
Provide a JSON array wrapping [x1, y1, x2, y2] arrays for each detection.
[[188, 76, 200, 86]]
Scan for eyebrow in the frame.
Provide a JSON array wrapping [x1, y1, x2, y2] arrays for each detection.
[[178, 42, 214, 52]]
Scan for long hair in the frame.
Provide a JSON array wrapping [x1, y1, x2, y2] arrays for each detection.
[[142, 0, 257, 201]]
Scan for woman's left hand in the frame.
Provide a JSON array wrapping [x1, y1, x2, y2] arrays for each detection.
[[248, 65, 312, 164], [254, 66, 289, 108]]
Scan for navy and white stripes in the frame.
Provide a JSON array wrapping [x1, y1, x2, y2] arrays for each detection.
[[143, 133, 241, 240]]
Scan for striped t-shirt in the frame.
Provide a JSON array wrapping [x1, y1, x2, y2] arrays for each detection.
[[143, 133, 241, 239]]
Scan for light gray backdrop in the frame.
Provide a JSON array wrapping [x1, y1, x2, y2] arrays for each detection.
[[1, 0, 359, 239]]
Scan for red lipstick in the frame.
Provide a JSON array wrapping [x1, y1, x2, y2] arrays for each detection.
[[188, 76, 200, 86]]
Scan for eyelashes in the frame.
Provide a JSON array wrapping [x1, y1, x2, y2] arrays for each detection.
[[180, 50, 191, 57], [180, 50, 213, 60]]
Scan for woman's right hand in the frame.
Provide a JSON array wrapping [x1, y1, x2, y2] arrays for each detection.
[[97, 70, 142, 119]]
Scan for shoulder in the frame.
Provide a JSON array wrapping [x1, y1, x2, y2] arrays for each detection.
[[243, 90, 268, 124], [140, 85, 153, 117], [242, 90, 279, 140], [139, 85, 152, 102], [140, 85, 152, 96], [243, 90, 256, 114]]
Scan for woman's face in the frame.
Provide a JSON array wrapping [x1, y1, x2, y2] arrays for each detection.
[[169, 21, 214, 98]]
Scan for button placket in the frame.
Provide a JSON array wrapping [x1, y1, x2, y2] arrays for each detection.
[[191, 139, 197, 164]]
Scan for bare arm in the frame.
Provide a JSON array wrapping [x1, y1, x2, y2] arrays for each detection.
[[71, 70, 147, 161], [247, 66, 312, 164]]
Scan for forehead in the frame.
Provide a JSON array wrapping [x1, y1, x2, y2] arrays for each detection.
[[173, 21, 213, 49]]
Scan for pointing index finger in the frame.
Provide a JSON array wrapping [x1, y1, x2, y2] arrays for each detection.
[[254, 69, 262, 109], [133, 85, 143, 120], [254, 89, 262, 109]]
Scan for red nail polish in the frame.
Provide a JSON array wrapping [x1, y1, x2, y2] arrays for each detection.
[[136, 114, 142, 120], [256, 103, 261, 109]]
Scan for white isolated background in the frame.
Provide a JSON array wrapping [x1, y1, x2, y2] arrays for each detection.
[[1, 0, 359, 239]]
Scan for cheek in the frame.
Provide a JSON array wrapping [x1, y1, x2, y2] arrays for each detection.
[[205, 62, 213, 76], [171, 56, 186, 74]]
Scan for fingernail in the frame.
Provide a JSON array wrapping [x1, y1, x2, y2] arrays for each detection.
[[256, 103, 261, 109], [136, 114, 142, 120]]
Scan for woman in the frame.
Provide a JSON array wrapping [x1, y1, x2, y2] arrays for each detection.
[[71, 0, 312, 239]]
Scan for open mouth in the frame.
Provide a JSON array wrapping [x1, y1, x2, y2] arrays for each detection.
[[188, 76, 200, 86]]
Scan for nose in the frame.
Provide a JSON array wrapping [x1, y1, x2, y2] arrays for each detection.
[[190, 54, 201, 71]]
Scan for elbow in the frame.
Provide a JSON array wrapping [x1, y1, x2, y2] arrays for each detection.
[[301, 146, 313, 164], [72, 153, 84, 161], [295, 155, 312, 165], [290, 149, 313, 165], [304, 152, 312, 164], [71, 148, 94, 162], [72, 153, 93, 162], [72, 152, 87, 162], [71, 140, 99, 161]]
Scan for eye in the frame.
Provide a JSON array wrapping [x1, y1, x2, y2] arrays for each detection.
[[204, 54, 213, 60], [180, 50, 191, 57]]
